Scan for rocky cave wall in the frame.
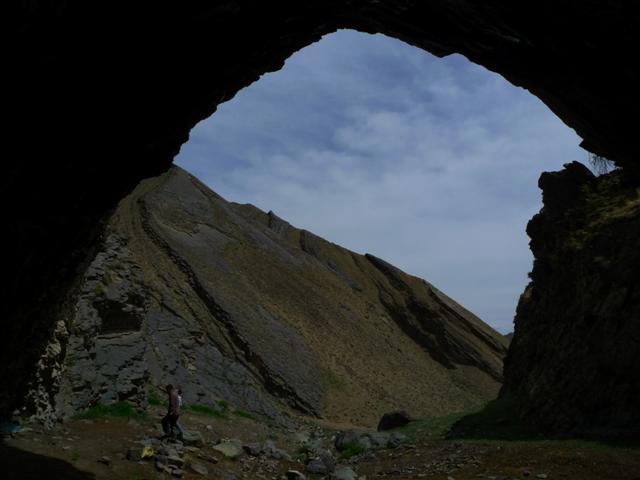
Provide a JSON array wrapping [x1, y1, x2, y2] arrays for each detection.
[[503, 163, 640, 436], [6, 2, 640, 433]]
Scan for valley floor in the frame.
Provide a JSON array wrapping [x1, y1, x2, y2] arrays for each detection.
[[1, 407, 638, 480]]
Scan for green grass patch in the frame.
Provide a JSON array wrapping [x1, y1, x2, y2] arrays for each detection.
[[384, 402, 489, 442], [379, 397, 533, 442], [233, 409, 254, 419], [398, 397, 640, 452], [71, 452, 80, 462], [75, 401, 146, 420], [184, 400, 240, 419], [447, 396, 541, 441], [148, 390, 163, 406], [184, 403, 227, 418], [391, 412, 470, 441], [379, 396, 640, 452], [339, 441, 367, 460], [450, 397, 640, 451]]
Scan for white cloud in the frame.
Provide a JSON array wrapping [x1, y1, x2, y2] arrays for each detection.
[[175, 30, 585, 334]]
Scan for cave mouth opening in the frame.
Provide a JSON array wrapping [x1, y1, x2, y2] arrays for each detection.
[[6, 3, 638, 439], [8, 28, 591, 429], [174, 29, 587, 337]]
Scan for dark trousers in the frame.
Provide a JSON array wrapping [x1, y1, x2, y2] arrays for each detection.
[[161, 413, 179, 436]]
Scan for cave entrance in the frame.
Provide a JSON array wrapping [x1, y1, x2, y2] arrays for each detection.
[[11, 28, 590, 428], [144, 30, 587, 425], [7, 3, 636, 436]]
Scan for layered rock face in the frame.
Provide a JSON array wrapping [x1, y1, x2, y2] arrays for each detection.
[[503, 162, 640, 436], [30, 167, 507, 426]]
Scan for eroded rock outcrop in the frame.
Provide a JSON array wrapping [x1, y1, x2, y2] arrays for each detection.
[[502, 162, 640, 436], [30, 167, 508, 426]]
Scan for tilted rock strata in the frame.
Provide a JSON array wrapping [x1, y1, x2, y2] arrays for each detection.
[[37, 167, 508, 426]]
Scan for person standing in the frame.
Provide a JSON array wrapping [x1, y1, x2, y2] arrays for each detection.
[[160, 384, 182, 440], [174, 388, 185, 440]]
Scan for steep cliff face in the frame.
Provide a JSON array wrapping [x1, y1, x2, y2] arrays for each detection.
[[28, 167, 508, 426], [503, 162, 640, 436]]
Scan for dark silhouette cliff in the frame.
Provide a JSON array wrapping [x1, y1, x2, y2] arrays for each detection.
[[503, 162, 640, 436]]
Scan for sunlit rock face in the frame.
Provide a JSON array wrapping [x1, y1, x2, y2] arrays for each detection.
[[37, 166, 506, 427], [5, 2, 640, 432], [503, 162, 640, 436]]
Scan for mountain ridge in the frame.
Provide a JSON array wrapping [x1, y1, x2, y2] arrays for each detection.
[[26, 166, 508, 427]]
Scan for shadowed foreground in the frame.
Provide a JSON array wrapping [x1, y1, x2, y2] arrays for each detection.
[[0, 440, 95, 480]]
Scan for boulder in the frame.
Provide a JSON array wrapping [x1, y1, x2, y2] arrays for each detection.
[[262, 439, 292, 460], [377, 411, 411, 431], [181, 430, 204, 447], [358, 432, 388, 449], [335, 429, 406, 453], [387, 432, 408, 449], [290, 431, 311, 445], [197, 452, 219, 464], [190, 462, 209, 476], [306, 449, 335, 475], [336, 430, 389, 452], [331, 467, 357, 480], [306, 459, 330, 475], [213, 440, 243, 460], [167, 455, 185, 468], [242, 442, 262, 456]]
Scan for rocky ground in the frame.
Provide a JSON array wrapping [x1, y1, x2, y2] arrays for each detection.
[[2, 405, 638, 480]]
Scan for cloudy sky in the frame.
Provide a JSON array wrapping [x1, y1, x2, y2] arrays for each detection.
[[175, 30, 586, 334]]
